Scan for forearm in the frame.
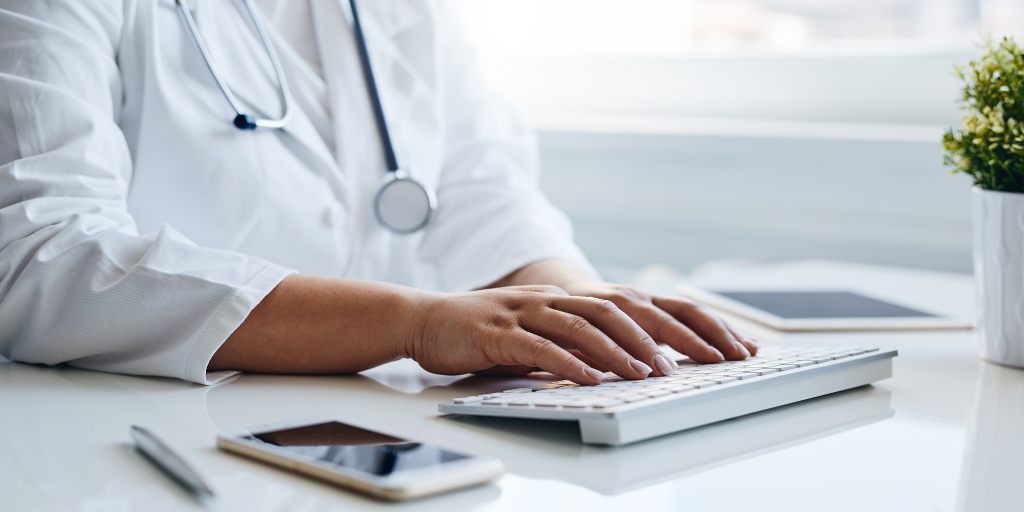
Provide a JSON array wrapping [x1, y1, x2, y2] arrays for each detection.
[[487, 259, 602, 289], [209, 275, 423, 374]]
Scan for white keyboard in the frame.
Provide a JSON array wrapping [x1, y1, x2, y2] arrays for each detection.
[[440, 346, 897, 445]]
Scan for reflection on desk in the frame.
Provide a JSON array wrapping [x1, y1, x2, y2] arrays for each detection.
[[958, 362, 1024, 512], [444, 384, 892, 495]]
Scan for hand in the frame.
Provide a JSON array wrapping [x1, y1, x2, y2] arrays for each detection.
[[558, 281, 758, 364], [402, 285, 681, 385]]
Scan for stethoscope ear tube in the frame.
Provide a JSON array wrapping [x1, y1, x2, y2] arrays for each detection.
[[175, 0, 292, 130]]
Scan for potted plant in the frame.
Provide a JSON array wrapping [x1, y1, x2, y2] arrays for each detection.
[[944, 36, 1024, 368]]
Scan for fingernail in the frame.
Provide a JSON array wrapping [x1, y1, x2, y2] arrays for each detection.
[[711, 347, 724, 361], [584, 367, 606, 381], [653, 354, 674, 375], [736, 342, 750, 358], [745, 337, 760, 348], [628, 359, 652, 375]]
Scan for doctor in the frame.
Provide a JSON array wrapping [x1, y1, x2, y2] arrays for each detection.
[[0, 0, 757, 386]]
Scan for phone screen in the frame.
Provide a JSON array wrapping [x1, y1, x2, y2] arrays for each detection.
[[242, 421, 470, 476]]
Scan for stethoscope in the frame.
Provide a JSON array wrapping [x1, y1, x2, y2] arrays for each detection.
[[174, 0, 436, 235]]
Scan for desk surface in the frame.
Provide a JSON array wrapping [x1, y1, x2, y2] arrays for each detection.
[[3, 260, 1022, 512]]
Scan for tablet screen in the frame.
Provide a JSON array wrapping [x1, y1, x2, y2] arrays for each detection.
[[714, 291, 936, 319]]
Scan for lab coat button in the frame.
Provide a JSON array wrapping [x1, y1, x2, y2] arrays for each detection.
[[324, 203, 346, 227]]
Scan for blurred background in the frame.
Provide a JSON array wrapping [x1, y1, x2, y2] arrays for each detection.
[[454, 0, 1024, 280]]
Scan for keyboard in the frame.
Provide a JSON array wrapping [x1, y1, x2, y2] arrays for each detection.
[[439, 346, 897, 445]]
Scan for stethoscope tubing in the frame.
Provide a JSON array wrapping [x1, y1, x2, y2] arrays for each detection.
[[347, 0, 400, 174], [174, 0, 292, 130], [175, 0, 436, 234]]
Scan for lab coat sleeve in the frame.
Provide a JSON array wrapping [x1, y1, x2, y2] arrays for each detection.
[[0, 2, 295, 384], [420, 1, 597, 292]]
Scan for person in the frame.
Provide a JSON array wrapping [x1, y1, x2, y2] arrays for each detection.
[[0, 0, 757, 386]]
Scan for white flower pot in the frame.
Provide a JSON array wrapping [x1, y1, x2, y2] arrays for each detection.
[[974, 187, 1024, 368]]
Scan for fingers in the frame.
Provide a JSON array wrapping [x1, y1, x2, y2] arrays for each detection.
[[498, 331, 606, 385], [623, 301, 726, 364], [520, 308, 653, 379], [547, 296, 673, 377], [652, 296, 750, 361], [568, 350, 608, 373], [726, 324, 760, 356]]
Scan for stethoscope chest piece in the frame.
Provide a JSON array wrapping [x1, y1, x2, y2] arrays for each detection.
[[374, 172, 436, 235]]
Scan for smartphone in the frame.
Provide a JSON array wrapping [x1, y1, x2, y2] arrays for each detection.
[[217, 418, 503, 501]]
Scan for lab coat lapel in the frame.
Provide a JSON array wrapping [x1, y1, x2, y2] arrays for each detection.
[[311, 0, 430, 179]]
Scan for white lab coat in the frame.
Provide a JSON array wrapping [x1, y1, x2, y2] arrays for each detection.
[[0, 0, 591, 384]]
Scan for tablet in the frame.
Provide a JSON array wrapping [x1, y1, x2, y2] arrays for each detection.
[[677, 284, 974, 331]]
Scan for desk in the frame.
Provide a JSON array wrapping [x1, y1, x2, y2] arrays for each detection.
[[2, 260, 1022, 512]]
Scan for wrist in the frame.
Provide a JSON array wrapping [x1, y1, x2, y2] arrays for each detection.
[[504, 259, 603, 289], [393, 287, 435, 361]]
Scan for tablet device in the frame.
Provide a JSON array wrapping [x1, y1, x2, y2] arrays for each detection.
[[677, 284, 973, 331]]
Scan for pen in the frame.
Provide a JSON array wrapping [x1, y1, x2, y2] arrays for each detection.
[[129, 425, 215, 503]]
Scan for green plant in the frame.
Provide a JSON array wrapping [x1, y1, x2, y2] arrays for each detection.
[[943, 36, 1024, 193]]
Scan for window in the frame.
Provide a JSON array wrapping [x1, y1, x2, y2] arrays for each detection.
[[457, 0, 1024, 58], [453, 0, 996, 274], [454, 0, 1024, 128]]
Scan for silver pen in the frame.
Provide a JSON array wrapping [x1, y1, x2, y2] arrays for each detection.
[[129, 425, 215, 503]]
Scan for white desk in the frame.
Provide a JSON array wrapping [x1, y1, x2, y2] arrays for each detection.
[[2, 260, 1022, 512]]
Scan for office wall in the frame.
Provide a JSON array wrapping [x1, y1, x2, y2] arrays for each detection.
[[535, 130, 974, 276]]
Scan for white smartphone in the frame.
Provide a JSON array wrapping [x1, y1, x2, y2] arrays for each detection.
[[217, 418, 504, 501]]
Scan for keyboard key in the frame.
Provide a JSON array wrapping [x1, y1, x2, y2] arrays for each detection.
[[712, 376, 738, 384], [620, 394, 653, 403], [532, 397, 571, 407], [733, 373, 759, 380], [592, 401, 625, 409], [771, 364, 797, 371], [644, 389, 672, 398], [452, 397, 483, 404], [562, 401, 595, 409]]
